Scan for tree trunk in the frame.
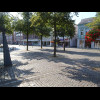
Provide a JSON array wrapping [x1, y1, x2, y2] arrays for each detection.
[[12, 33, 14, 44], [41, 35, 43, 49], [2, 31, 12, 67], [26, 32, 28, 51], [20, 31, 21, 46], [63, 35, 65, 51], [54, 21, 57, 57]]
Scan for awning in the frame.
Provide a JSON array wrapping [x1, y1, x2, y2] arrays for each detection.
[[50, 41, 54, 43]]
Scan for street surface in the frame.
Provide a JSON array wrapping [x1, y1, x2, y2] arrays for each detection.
[[0, 45, 100, 87]]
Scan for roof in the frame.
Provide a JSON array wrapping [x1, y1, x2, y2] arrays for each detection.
[[78, 17, 94, 25]]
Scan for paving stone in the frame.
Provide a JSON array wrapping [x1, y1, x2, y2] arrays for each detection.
[[0, 46, 100, 87]]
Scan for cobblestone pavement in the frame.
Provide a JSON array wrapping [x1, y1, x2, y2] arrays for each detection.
[[0, 46, 100, 87]]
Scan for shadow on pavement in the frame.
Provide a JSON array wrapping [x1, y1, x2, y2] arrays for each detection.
[[0, 60, 35, 87], [41, 48, 100, 57], [18, 48, 100, 86], [60, 66, 100, 87], [18, 50, 100, 68]]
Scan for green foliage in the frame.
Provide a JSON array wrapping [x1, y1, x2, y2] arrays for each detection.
[[96, 12, 100, 17], [57, 19, 75, 38], [21, 12, 33, 34], [12, 18, 24, 32], [0, 12, 12, 66], [31, 12, 76, 38], [31, 12, 52, 37], [47, 12, 75, 36], [86, 12, 100, 29], [12, 12, 33, 34], [0, 12, 13, 34]]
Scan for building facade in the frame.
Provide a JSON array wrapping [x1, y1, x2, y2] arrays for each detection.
[[77, 17, 100, 49], [21, 32, 54, 46], [70, 25, 78, 47], [0, 33, 13, 45], [13, 31, 24, 45], [0, 31, 53, 46], [0, 25, 78, 47]]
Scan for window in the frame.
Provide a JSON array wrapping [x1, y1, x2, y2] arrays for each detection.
[[81, 31, 83, 35], [80, 29, 84, 36]]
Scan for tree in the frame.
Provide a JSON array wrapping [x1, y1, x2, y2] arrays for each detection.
[[57, 19, 75, 51], [12, 17, 24, 45], [86, 12, 100, 29], [12, 18, 24, 32], [30, 12, 52, 49], [0, 12, 13, 67], [21, 12, 33, 51], [38, 12, 77, 57], [37, 12, 62, 57]]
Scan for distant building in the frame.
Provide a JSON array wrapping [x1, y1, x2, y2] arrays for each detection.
[[39, 34, 54, 46], [0, 33, 13, 45], [22, 32, 54, 46], [0, 32, 13, 44], [13, 31, 24, 45], [0, 32, 23, 45], [0, 25, 78, 48], [22, 34, 39, 46], [6, 34, 13, 44]]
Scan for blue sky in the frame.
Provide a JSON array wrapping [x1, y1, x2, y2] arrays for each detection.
[[72, 12, 96, 24], [10, 12, 97, 25]]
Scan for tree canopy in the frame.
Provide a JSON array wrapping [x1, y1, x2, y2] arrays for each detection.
[[0, 12, 13, 34], [34, 12, 77, 56], [21, 12, 33, 34], [0, 12, 12, 67], [31, 12, 52, 37], [12, 18, 24, 32], [86, 12, 100, 29], [31, 12, 52, 48]]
